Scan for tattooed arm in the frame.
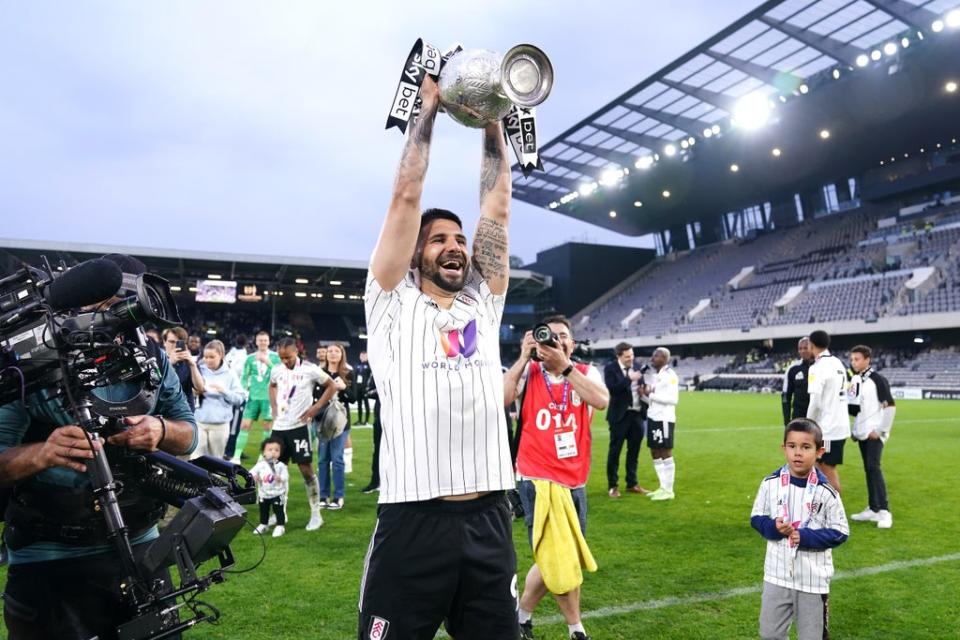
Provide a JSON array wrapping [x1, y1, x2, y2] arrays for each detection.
[[370, 76, 441, 291], [473, 122, 511, 295]]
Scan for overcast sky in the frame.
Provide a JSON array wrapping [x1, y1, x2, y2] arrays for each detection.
[[0, 0, 760, 264]]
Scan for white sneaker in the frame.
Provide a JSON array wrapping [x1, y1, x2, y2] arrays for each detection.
[[268, 513, 277, 526], [327, 498, 344, 511], [272, 525, 286, 538], [253, 524, 268, 535], [876, 510, 893, 529], [851, 508, 880, 522], [305, 511, 324, 531]]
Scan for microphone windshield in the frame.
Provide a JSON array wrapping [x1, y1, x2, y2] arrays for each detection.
[[43, 258, 124, 311]]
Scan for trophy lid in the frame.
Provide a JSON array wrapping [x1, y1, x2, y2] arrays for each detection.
[[501, 44, 553, 108]]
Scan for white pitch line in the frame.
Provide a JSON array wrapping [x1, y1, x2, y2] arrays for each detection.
[[507, 552, 960, 631]]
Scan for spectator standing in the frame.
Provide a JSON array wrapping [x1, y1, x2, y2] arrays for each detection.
[[318, 343, 354, 509], [162, 326, 204, 412], [355, 351, 372, 425], [194, 339, 245, 459]]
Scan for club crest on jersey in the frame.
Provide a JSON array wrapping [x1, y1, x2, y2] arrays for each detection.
[[368, 616, 390, 639], [806, 501, 824, 515], [439, 320, 478, 358]]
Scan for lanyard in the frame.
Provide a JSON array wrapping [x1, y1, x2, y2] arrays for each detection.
[[540, 365, 571, 413]]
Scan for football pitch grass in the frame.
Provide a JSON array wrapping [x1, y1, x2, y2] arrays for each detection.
[[5, 393, 957, 639]]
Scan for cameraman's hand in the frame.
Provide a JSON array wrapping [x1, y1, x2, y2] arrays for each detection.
[[40, 426, 98, 473], [106, 415, 164, 452], [536, 343, 570, 376], [520, 331, 536, 362]]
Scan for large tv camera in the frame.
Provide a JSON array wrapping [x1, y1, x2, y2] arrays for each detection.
[[0, 257, 256, 640]]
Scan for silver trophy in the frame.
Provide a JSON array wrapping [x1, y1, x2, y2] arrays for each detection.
[[438, 44, 553, 128]]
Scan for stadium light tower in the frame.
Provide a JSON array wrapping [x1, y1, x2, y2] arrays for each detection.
[[732, 92, 771, 130]]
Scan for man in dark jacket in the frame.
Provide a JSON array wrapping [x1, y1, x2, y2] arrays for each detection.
[[603, 342, 648, 497]]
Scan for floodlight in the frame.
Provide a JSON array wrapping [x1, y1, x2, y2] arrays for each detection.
[[548, 201, 559, 209], [947, 10, 960, 28], [901, 37, 910, 48], [633, 201, 643, 207], [819, 129, 831, 139], [608, 210, 617, 218], [832, 69, 841, 79], [599, 168, 623, 186], [932, 19, 944, 32], [732, 93, 771, 129], [946, 81, 958, 93], [730, 164, 739, 173], [856, 54, 869, 67], [711, 124, 721, 135], [662, 190, 671, 198], [771, 148, 782, 157], [578, 182, 598, 196], [883, 42, 898, 56], [870, 50, 882, 61], [703, 127, 713, 138], [798, 84, 809, 94], [635, 155, 655, 170], [295, 278, 309, 284], [664, 144, 677, 157]]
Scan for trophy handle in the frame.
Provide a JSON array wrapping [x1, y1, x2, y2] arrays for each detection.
[[500, 44, 553, 108]]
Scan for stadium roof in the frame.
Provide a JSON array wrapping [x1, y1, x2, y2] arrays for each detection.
[[513, 0, 960, 236], [0, 238, 552, 302]]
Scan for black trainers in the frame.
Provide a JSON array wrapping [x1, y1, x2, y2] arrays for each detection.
[[570, 632, 591, 640], [361, 483, 380, 494], [519, 620, 535, 640]]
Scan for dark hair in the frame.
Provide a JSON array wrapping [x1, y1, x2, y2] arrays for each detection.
[[233, 334, 248, 349], [809, 330, 830, 349], [255, 330, 270, 339], [784, 418, 824, 448], [420, 208, 463, 232], [850, 345, 872, 359], [540, 314, 572, 332], [276, 337, 297, 352], [261, 436, 284, 454], [614, 342, 633, 356]]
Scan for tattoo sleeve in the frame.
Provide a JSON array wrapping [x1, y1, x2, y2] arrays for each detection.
[[480, 130, 503, 201], [473, 217, 508, 281], [395, 100, 438, 192]]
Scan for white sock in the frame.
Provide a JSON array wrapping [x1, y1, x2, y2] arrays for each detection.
[[344, 446, 354, 473], [305, 476, 321, 511], [518, 608, 533, 624], [653, 458, 666, 489], [568, 622, 585, 635], [662, 457, 676, 492]]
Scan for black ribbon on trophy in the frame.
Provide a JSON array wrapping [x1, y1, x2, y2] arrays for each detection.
[[385, 39, 553, 177]]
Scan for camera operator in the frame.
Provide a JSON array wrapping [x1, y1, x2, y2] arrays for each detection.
[[503, 316, 608, 640], [0, 264, 199, 640]]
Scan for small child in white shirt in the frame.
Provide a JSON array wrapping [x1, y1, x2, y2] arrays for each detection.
[[250, 437, 289, 538]]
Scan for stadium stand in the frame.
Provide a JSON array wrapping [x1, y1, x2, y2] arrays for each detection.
[[577, 196, 960, 341]]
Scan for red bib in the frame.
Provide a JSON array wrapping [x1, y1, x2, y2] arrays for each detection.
[[516, 361, 593, 488]]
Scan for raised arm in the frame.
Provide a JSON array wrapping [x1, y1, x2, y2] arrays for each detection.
[[472, 122, 512, 295], [370, 77, 441, 291]]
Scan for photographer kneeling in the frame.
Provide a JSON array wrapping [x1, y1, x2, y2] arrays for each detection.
[[0, 341, 197, 639]]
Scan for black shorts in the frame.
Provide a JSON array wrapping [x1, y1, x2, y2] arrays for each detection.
[[358, 492, 519, 640], [818, 438, 846, 465], [647, 419, 676, 449], [274, 425, 312, 464]]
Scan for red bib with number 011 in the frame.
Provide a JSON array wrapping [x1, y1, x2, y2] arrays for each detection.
[[516, 361, 593, 488]]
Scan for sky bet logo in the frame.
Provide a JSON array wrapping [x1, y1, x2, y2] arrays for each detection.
[[440, 320, 478, 358]]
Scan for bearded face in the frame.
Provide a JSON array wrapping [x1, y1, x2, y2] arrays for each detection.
[[416, 219, 471, 293]]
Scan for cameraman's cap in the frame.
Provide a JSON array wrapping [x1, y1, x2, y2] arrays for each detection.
[[101, 253, 146, 295]]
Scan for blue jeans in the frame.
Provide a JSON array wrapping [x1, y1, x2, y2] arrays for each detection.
[[317, 431, 346, 500], [517, 479, 588, 547]]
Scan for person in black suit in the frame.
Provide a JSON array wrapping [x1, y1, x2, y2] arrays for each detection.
[[355, 351, 373, 425], [603, 342, 648, 497]]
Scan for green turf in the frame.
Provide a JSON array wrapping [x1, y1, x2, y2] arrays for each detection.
[[3, 394, 958, 639]]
